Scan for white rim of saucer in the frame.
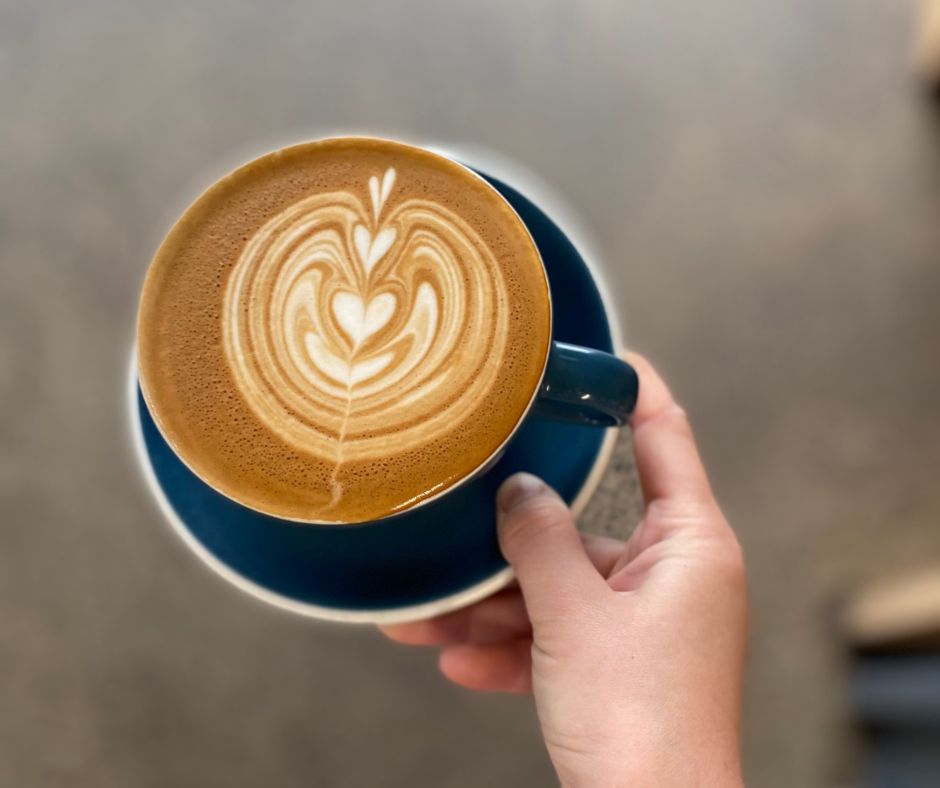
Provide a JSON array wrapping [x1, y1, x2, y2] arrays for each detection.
[[127, 139, 626, 625]]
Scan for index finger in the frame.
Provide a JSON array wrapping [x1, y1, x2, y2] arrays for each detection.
[[624, 352, 715, 507]]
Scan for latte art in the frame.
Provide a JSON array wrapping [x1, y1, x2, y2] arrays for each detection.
[[137, 138, 551, 522], [223, 167, 509, 504]]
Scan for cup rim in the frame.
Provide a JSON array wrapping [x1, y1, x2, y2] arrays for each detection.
[[136, 135, 555, 526]]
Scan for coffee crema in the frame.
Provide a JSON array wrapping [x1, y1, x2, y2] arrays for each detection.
[[138, 138, 551, 523]]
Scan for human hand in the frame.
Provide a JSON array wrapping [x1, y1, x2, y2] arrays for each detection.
[[381, 354, 747, 787]]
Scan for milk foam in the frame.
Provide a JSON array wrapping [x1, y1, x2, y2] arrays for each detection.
[[222, 167, 511, 495]]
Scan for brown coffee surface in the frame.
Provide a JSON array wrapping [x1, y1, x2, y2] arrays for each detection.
[[137, 138, 551, 523]]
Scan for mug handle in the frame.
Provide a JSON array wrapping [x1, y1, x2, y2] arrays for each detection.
[[531, 342, 639, 426]]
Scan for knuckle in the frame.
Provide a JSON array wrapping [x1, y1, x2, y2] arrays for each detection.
[[646, 402, 691, 430], [664, 402, 690, 423], [646, 496, 715, 523], [714, 531, 747, 587]]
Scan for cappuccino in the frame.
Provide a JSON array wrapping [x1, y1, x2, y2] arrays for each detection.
[[137, 138, 551, 522]]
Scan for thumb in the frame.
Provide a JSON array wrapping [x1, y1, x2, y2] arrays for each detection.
[[496, 473, 605, 622]]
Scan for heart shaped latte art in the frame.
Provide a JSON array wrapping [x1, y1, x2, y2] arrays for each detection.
[[331, 291, 396, 345], [222, 167, 510, 473]]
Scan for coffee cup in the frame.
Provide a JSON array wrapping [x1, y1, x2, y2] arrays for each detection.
[[132, 137, 635, 621]]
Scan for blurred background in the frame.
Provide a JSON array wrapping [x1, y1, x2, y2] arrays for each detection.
[[3, 1, 940, 785]]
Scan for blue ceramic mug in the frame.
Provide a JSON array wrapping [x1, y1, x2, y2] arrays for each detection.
[[131, 140, 637, 624]]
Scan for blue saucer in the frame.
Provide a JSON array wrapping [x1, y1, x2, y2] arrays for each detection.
[[136, 171, 616, 619]]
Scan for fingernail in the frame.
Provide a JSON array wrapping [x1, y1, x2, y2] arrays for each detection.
[[497, 473, 547, 514]]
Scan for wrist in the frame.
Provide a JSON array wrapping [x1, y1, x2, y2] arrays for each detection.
[[560, 767, 743, 788], [555, 748, 743, 788]]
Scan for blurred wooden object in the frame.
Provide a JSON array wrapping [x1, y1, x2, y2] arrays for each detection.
[[915, 0, 940, 88], [842, 564, 940, 652], [844, 563, 940, 786]]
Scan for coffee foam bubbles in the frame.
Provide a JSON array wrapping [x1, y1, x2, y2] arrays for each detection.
[[223, 166, 509, 501]]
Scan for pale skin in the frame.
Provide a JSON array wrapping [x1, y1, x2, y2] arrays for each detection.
[[381, 354, 748, 787]]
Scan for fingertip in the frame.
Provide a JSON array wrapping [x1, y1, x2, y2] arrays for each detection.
[[378, 614, 468, 646], [438, 644, 465, 679], [622, 349, 647, 367], [622, 351, 655, 388], [496, 472, 550, 515], [622, 352, 676, 425], [378, 622, 429, 644], [439, 643, 533, 694], [439, 645, 485, 690], [495, 477, 573, 561]]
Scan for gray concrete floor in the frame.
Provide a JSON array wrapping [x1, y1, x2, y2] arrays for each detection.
[[3, 1, 940, 786]]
